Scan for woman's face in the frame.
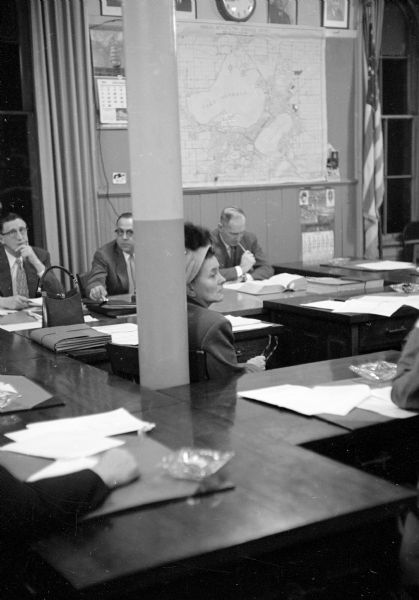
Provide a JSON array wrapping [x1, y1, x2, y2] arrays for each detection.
[[188, 255, 225, 307]]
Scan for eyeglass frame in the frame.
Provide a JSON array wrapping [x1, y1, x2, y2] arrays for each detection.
[[1, 226, 29, 238], [262, 334, 279, 363], [114, 228, 134, 238]]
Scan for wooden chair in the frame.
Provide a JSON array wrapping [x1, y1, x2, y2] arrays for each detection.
[[106, 344, 208, 384], [188, 349, 208, 383], [402, 222, 419, 263]]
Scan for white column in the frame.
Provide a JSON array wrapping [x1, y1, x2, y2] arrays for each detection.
[[123, 0, 189, 388]]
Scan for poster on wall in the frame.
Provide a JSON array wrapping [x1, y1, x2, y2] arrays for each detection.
[[300, 188, 335, 263], [90, 25, 127, 128]]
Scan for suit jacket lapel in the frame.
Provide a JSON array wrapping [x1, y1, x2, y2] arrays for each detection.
[[0, 247, 13, 297]]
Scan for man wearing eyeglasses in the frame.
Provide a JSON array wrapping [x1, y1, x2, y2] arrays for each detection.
[[0, 212, 61, 310], [86, 212, 135, 302]]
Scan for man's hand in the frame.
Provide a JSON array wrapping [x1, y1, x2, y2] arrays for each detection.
[[89, 285, 108, 303], [245, 355, 266, 373], [240, 250, 256, 274], [92, 448, 139, 489], [0, 295, 30, 310], [17, 244, 44, 273]]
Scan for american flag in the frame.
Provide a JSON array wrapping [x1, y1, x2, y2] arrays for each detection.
[[362, 5, 384, 258]]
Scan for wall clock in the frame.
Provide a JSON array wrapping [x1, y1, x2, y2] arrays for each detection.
[[215, 0, 256, 22]]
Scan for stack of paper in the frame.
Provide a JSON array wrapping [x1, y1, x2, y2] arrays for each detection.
[[93, 322, 138, 345], [302, 294, 419, 317], [225, 273, 307, 295], [0, 408, 155, 481], [239, 381, 415, 418], [224, 315, 273, 331]]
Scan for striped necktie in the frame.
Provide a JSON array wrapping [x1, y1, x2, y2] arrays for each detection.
[[230, 245, 238, 266], [127, 255, 135, 295], [16, 258, 29, 296]]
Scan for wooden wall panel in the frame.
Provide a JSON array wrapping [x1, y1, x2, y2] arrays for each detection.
[[183, 183, 357, 265]]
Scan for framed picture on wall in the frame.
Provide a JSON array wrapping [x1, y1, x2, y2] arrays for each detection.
[[267, 0, 298, 25], [322, 0, 349, 29], [175, 0, 197, 20], [100, 0, 122, 17]]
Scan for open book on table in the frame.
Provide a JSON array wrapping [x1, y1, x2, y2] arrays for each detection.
[[225, 273, 307, 295]]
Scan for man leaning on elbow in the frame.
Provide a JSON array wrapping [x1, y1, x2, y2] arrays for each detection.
[[210, 207, 273, 282]]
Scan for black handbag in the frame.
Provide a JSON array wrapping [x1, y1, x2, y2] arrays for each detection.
[[39, 265, 85, 328]]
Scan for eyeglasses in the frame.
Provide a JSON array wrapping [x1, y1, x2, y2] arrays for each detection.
[[263, 335, 279, 363], [115, 228, 134, 238], [1, 226, 28, 238]]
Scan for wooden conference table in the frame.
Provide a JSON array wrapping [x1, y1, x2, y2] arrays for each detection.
[[273, 258, 419, 284], [0, 328, 415, 598], [264, 291, 419, 364]]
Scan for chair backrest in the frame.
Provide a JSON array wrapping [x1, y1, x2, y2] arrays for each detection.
[[106, 344, 208, 384], [189, 349, 208, 383], [76, 272, 90, 298], [402, 222, 419, 262]]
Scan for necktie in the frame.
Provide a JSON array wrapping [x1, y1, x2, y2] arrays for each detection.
[[230, 245, 238, 266], [127, 255, 136, 295], [16, 258, 29, 296]]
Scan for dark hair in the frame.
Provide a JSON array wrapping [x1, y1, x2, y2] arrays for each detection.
[[0, 212, 25, 233], [184, 222, 213, 255]]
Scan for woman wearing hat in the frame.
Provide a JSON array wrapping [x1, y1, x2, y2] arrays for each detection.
[[185, 222, 265, 380]]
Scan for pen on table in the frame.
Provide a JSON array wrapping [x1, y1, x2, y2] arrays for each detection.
[[332, 298, 346, 302]]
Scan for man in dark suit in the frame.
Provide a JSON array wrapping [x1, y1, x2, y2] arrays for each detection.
[[0, 447, 138, 598], [86, 212, 136, 302], [210, 207, 274, 282], [0, 212, 61, 310]]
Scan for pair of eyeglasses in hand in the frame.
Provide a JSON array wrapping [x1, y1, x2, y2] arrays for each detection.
[[262, 335, 279, 363]]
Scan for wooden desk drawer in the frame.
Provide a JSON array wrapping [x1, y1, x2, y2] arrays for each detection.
[[358, 316, 416, 351]]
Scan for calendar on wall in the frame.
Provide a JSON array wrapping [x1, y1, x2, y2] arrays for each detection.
[[90, 25, 127, 128], [95, 77, 128, 127], [299, 188, 335, 263]]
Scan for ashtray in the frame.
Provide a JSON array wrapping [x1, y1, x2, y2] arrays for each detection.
[[390, 283, 419, 294], [160, 447, 234, 481], [0, 382, 21, 409], [349, 360, 397, 382]]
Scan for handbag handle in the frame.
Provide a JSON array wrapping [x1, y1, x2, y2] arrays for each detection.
[[39, 265, 80, 292]]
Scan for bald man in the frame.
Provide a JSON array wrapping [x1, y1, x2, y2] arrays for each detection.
[[211, 207, 274, 282]]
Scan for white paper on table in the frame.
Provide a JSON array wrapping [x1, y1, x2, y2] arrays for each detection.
[[331, 296, 406, 317], [0, 321, 42, 332], [0, 309, 16, 316], [27, 457, 98, 482], [302, 300, 345, 311], [225, 315, 273, 331], [355, 261, 416, 270], [358, 386, 417, 419], [225, 315, 264, 326], [239, 382, 371, 416], [93, 323, 139, 345], [9, 408, 154, 439], [0, 431, 123, 460]]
